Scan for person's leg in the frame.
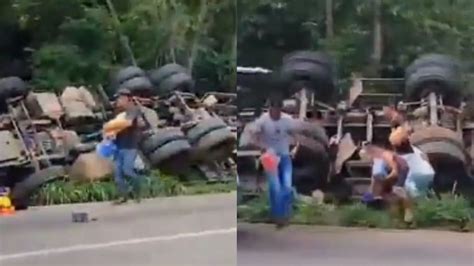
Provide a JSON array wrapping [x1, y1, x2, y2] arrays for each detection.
[[392, 186, 414, 223], [279, 155, 293, 222], [122, 149, 143, 201], [266, 167, 281, 223], [113, 150, 129, 202], [370, 159, 389, 199], [370, 175, 385, 198]]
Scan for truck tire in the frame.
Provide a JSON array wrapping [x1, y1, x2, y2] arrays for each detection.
[[119, 76, 153, 95], [186, 118, 228, 145], [193, 127, 236, 162], [148, 64, 188, 87], [298, 122, 329, 147], [420, 141, 468, 192], [158, 72, 194, 95], [292, 136, 330, 195], [411, 126, 469, 193], [293, 164, 329, 195], [280, 51, 336, 100], [405, 66, 462, 105], [114, 66, 146, 85], [140, 128, 187, 155], [405, 54, 461, 78], [0, 76, 29, 101], [405, 54, 463, 106], [11, 166, 66, 210], [148, 139, 191, 173], [283, 50, 335, 74]]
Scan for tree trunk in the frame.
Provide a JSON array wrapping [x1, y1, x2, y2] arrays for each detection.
[[105, 0, 137, 66], [371, 0, 383, 76], [168, 0, 178, 64], [325, 0, 334, 39], [231, 26, 237, 89], [188, 0, 209, 74]]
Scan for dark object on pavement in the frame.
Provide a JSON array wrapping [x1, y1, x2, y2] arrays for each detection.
[[72, 211, 89, 223]]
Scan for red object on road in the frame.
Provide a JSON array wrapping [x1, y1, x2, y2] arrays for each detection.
[[260, 151, 279, 173]]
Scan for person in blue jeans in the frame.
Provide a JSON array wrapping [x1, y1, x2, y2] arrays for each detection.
[[111, 88, 147, 204], [249, 95, 309, 228]]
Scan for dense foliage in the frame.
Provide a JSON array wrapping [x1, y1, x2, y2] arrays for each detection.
[[2, 0, 474, 94], [238, 0, 474, 82], [0, 0, 236, 93]]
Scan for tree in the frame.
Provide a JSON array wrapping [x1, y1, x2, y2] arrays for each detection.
[[238, 0, 474, 84], [0, 0, 235, 92]]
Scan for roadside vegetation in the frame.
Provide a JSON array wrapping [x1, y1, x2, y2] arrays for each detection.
[[238, 193, 474, 232], [31, 171, 235, 206]]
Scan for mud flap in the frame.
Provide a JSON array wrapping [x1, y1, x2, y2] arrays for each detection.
[[334, 133, 358, 175]]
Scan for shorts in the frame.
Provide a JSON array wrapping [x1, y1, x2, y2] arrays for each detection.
[[372, 159, 388, 180]]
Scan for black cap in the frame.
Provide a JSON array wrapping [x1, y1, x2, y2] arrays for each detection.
[[268, 93, 283, 108], [114, 88, 132, 98]]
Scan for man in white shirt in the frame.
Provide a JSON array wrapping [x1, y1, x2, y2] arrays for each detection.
[[248, 95, 309, 228]]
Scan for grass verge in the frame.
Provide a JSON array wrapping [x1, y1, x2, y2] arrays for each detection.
[[238, 193, 474, 232], [31, 172, 235, 206]]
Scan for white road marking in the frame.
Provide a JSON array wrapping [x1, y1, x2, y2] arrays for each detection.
[[0, 227, 236, 261]]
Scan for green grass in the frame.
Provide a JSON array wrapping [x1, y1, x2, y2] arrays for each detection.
[[414, 195, 472, 230], [31, 171, 235, 206], [238, 193, 474, 232]]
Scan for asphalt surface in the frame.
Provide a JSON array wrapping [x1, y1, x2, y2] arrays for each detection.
[[238, 223, 474, 266], [0, 193, 236, 266]]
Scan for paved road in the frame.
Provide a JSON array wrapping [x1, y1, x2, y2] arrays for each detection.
[[0, 193, 236, 266], [238, 223, 474, 266]]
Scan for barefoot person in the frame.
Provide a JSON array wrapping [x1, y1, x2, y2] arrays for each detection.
[[247, 94, 316, 228], [104, 88, 147, 204], [390, 127, 434, 199], [364, 127, 434, 223], [363, 143, 414, 222]]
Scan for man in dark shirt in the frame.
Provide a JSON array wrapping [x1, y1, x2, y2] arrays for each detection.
[[112, 88, 146, 204]]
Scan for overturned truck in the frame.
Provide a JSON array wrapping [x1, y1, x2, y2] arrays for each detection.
[[0, 63, 237, 209], [238, 52, 474, 201]]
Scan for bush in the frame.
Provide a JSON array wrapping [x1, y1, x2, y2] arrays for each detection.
[[237, 193, 474, 231], [237, 194, 270, 223], [415, 194, 472, 230], [292, 201, 336, 225], [31, 172, 235, 206], [338, 203, 393, 228]]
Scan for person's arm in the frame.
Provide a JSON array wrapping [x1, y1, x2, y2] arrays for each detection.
[[383, 152, 399, 182], [287, 116, 326, 137], [103, 112, 132, 132], [287, 116, 310, 135], [246, 115, 266, 150], [240, 114, 266, 150], [127, 106, 146, 128]]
